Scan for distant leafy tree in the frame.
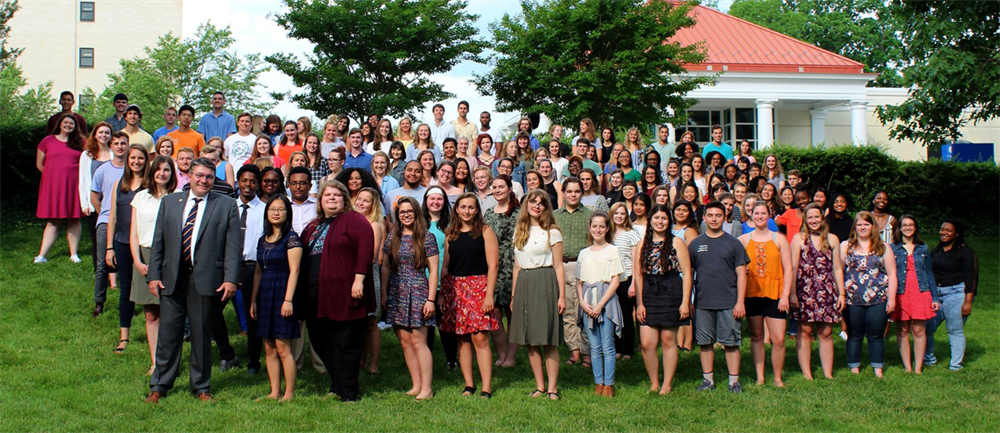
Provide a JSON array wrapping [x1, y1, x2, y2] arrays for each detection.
[[728, 0, 904, 87], [0, 0, 53, 124], [78, 23, 273, 131], [0, 0, 22, 69], [267, 0, 485, 125], [474, 0, 712, 129], [876, 0, 1000, 147]]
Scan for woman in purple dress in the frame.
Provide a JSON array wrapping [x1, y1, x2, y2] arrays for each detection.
[[251, 195, 303, 401], [35, 114, 85, 263], [381, 197, 439, 400], [790, 203, 845, 380]]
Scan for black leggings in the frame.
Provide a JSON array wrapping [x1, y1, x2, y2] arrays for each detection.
[[614, 276, 636, 356]]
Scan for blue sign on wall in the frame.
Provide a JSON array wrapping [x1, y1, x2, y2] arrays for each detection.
[[941, 143, 995, 163]]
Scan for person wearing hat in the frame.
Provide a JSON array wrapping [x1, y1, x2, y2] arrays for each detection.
[[123, 104, 155, 154], [106, 93, 130, 132]]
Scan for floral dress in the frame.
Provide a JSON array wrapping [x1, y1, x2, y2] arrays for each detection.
[[484, 207, 516, 309], [382, 232, 439, 327], [793, 239, 842, 323]]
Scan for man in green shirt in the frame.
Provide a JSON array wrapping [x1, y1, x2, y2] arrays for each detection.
[[562, 138, 602, 179], [553, 178, 593, 367], [647, 125, 676, 174]]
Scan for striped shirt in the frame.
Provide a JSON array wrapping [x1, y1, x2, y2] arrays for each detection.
[[613, 228, 642, 279]]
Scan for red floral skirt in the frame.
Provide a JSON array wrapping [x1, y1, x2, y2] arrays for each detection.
[[440, 274, 498, 335]]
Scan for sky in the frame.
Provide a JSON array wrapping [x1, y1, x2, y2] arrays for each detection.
[[182, 0, 734, 125]]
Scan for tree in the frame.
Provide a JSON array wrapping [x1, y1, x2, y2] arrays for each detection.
[[78, 23, 274, 130], [0, 0, 53, 124], [473, 0, 712, 130], [0, 0, 22, 69], [728, 0, 904, 87], [267, 0, 486, 125], [876, 0, 1000, 147]]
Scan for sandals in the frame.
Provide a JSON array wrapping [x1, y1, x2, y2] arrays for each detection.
[[480, 391, 492, 399], [581, 361, 592, 368], [547, 391, 561, 401], [461, 386, 475, 396], [528, 389, 545, 398], [114, 339, 129, 354]]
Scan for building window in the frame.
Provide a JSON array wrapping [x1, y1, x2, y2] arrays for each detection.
[[676, 110, 723, 144], [79, 48, 94, 68], [80, 2, 95, 22]]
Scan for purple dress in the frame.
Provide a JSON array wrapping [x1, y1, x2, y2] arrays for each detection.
[[255, 231, 303, 339], [793, 239, 842, 323], [382, 232, 439, 327]]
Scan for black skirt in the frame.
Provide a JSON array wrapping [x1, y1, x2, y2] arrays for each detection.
[[641, 273, 688, 328]]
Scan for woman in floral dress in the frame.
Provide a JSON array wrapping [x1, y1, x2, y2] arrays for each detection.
[[484, 175, 519, 367], [791, 204, 846, 380]]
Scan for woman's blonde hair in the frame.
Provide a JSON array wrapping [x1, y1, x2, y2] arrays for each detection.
[[356, 187, 384, 223], [513, 189, 561, 250], [799, 203, 832, 253], [608, 202, 634, 240]]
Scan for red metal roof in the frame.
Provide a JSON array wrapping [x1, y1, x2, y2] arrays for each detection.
[[668, 3, 866, 74]]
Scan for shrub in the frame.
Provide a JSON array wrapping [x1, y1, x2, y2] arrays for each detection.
[[0, 119, 50, 203], [768, 144, 998, 236]]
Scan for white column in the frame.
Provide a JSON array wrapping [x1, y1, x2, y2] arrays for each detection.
[[809, 109, 827, 145], [665, 106, 676, 143], [850, 100, 869, 146], [756, 99, 777, 149]]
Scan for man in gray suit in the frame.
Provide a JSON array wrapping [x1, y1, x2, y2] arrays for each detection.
[[145, 158, 242, 403]]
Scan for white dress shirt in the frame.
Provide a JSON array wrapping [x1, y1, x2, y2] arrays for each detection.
[[429, 119, 456, 146], [291, 196, 317, 236], [238, 196, 266, 261], [182, 192, 208, 262]]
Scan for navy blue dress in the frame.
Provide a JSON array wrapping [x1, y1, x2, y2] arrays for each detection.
[[255, 231, 303, 340]]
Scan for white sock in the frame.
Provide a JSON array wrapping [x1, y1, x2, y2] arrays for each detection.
[[729, 375, 739, 386], [703, 372, 714, 384]]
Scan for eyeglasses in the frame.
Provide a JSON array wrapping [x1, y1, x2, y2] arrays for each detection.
[[268, 208, 287, 214], [262, 179, 280, 184], [398, 210, 416, 216], [288, 181, 310, 187]]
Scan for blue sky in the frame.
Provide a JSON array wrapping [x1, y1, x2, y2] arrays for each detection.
[[183, 0, 733, 123]]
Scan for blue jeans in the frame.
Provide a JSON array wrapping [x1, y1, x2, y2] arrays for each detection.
[[845, 303, 888, 369], [587, 312, 617, 386], [924, 283, 967, 370]]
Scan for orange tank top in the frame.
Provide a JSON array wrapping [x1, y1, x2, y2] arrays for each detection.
[[746, 234, 783, 299]]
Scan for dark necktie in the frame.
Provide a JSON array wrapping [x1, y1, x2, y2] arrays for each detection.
[[182, 198, 203, 265], [240, 203, 249, 229]]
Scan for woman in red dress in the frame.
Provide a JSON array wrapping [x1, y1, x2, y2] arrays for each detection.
[[890, 215, 939, 374], [35, 114, 85, 264]]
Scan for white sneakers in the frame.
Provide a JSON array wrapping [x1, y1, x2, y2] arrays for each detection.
[[70, 254, 82, 263], [33, 255, 82, 263], [33, 256, 48, 264]]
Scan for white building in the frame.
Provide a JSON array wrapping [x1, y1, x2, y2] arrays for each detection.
[[7, 0, 182, 104]]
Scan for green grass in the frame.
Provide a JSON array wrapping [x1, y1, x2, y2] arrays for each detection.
[[1, 220, 997, 432]]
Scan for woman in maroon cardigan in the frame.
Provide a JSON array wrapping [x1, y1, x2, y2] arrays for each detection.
[[299, 179, 375, 402]]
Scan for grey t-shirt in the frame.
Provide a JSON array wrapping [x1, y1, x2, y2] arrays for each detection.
[[90, 161, 125, 225], [688, 232, 750, 310], [383, 186, 427, 218]]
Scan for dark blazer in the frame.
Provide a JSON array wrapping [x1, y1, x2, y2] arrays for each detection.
[[148, 191, 242, 297]]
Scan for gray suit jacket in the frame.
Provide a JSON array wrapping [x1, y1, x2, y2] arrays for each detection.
[[148, 191, 242, 297]]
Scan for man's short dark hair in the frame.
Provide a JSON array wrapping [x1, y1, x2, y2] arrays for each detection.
[[442, 137, 457, 146], [179, 104, 196, 116], [458, 100, 469, 109], [237, 164, 261, 182], [705, 200, 726, 214], [432, 103, 445, 112], [562, 177, 583, 193], [288, 166, 312, 183], [213, 91, 225, 98], [347, 127, 363, 137], [113, 93, 128, 102], [576, 138, 591, 146], [190, 157, 216, 175], [658, 125, 669, 131], [499, 157, 515, 168], [711, 124, 723, 133], [60, 91, 74, 99]]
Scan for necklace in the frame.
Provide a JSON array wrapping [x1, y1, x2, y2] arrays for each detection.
[[261, 233, 281, 270]]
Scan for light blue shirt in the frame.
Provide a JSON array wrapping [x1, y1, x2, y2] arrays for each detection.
[[153, 125, 178, 142], [90, 161, 125, 225], [405, 145, 443, 163], [429, 120, 456, 147], [198, 110, 237, 141], [379, 175, 401, 196], [238, 197, 266, 261], [701, 142, 734, 161]]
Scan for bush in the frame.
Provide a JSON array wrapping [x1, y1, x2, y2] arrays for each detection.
[[0, 119, 50, 204], [768, 144, 999, 236]]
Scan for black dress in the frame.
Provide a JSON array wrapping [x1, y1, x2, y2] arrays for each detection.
[[256, 231, 303, 339], [641, 240, 688, 328]]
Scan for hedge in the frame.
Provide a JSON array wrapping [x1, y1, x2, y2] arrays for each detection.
[[2, 120, 997, 235], [768, 144, 999, 236]]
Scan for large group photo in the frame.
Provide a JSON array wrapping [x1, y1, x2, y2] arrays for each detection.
[[1, 0, 997, 432]]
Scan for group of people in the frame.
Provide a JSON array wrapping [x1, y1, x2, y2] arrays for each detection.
[[34, 93, 979, 403]]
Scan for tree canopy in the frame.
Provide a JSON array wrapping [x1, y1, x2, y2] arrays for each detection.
[[876, 0, 1000, 147], [78, 23, 273, 131], [728, 0, 903, 87], [473, 0, 711, 130], [0, 0, 53, 124], [267, 0, 485, 125]]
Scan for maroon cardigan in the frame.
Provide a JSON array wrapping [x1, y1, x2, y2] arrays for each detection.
[[300, 210, 375, 321]]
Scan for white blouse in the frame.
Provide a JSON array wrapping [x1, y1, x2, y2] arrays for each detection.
[[514, 226, 563, 269], [130, 190, 163, 248]]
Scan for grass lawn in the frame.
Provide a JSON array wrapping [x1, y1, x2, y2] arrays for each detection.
[[1, 219, 997, 432]]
